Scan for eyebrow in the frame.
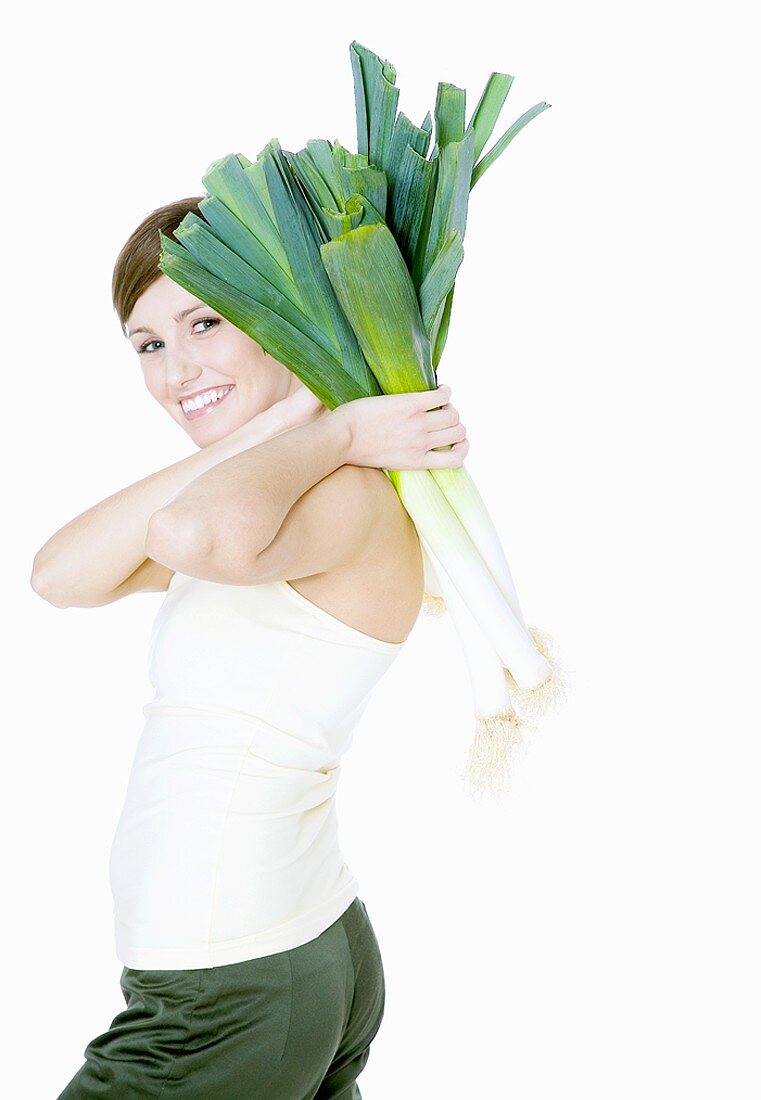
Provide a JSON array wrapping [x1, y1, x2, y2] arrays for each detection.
[[127, 304, 207, 338]]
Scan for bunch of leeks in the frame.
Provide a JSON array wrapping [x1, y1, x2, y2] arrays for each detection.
[[158, 41, 567, 797]]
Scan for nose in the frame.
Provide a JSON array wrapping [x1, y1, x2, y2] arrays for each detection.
[[165, 346, 204, 395]]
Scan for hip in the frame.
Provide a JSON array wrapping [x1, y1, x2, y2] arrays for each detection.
[[57, 896, 385, 1100]]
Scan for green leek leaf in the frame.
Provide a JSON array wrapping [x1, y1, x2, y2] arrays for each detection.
[[466, 72, 514, 162], [158, 233, 376, 408], [170, 216, 335, 359], [419, 229, 464, 338], [389, 145, 435, 273], [434, 81, 466, 148], [349, 40, 400, 169], [202, 154, 288, 274], [471, 101, 552, 189], [417, 128, 475, 286], [197, 195, 301, 311], [320, 222, 435, 394]]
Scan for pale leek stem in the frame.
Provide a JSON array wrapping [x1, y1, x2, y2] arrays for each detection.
[[387, 467, 550, 688], [419, 533, 526, 798], [429, 464, 528, 629], [426, 464, 570, 719]]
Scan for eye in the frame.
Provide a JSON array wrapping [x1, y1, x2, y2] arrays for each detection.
[[137, 317, 220, 355]]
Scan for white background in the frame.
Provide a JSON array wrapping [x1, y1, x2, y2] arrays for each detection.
[[5, 1, 759, 1097]]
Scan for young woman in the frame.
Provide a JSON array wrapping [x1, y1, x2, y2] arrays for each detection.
[[33, 197, 469, 1100]]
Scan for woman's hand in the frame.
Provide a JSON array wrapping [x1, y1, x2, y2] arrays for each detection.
[[334, 383, 469, 470], [220, 382, 329, 457], [271, 382, 330, 431]]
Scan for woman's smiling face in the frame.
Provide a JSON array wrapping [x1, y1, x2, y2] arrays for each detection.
[[126, 275, 299, 447]]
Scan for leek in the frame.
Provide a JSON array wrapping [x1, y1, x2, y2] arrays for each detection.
[[157, 41, 566, 796], [318, 220, 554, 683], [418, 534, 526, 799]]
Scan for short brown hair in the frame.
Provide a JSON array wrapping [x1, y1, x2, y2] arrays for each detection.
[[112, 197, 204, 335]]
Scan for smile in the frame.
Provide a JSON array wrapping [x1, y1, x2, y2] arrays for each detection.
[[181, 385, 235, 420]]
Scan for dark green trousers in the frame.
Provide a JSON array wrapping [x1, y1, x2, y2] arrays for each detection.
[[57, 897, 385, 1099]]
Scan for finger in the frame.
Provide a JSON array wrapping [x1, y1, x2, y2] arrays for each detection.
[[427, 423, 467, 447], [425, 405, 460, 429], [447, 440, 467, 465], [425, 440, 467, 468], [419, 384, 451, 411], [426, 450, 464, 468]]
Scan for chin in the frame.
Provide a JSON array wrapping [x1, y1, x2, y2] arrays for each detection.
[[186, 420, 234, 447]]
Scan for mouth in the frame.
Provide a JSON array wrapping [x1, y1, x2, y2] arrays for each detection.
[[180, 385, 235, 420]]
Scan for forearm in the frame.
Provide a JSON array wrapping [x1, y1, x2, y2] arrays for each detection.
[[147, 409, 352, 582], [31, 404, 286, 605]]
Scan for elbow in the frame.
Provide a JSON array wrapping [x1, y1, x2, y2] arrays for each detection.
[[146, 508, 259, 584], [30, 554, 70, 608], [145, 508, 213, 574]]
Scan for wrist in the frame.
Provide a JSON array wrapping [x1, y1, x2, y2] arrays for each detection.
[[217, 404, 288, 461], [322, 405, 353, 465]]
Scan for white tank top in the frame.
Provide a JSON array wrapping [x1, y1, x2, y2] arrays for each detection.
[[108, 570, 405, 970]]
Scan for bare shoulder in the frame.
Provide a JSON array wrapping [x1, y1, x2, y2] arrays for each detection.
[[289, 465, 424, 644], [98, 465, 424, 642]]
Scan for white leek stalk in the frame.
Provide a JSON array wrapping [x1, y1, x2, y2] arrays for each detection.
[[430, 466, 528, 627], [386, 467, 550, 688], [420, 538, 446, 618], [390, 463, 569, 795], [419, 535, 526, 798], [429, 465, 569, 720]]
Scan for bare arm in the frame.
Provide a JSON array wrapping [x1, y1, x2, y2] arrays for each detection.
[[145, 408, 353, 584], [30, 403, 290, 609], [144, 384, 458, 587]]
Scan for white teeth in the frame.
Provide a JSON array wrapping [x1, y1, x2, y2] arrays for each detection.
[[181, 386, 233, 413]]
